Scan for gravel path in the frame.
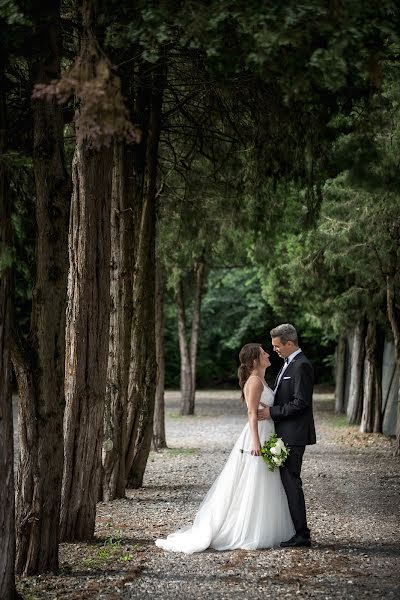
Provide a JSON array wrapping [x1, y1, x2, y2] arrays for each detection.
[[17, 390, 400, 600]]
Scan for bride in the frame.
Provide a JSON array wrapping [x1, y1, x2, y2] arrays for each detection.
[[155, 343, 295, 553]]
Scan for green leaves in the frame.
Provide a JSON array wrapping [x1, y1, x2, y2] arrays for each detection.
[[0, 244, 15, 272], [0, 0, 28, 25], [309, 48, 348, 92], [260, 433, 290, 471]]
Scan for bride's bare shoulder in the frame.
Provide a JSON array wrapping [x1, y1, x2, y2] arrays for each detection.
[[244, 375, 264, 393]]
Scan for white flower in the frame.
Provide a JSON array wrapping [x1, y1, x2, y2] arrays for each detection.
[[270, 446, 278, 455], [272, 456, 280, 464], [275, 438, 285, 450]]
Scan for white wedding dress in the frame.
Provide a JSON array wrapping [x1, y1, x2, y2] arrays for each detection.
[[155, 380, 295, 553]]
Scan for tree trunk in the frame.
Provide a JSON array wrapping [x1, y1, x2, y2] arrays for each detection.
[[153, 258, 166, 449], [373, 326, 384, 434], [12, 1, 71, 575], [177, 279, 193, 415], [360, 322, 384, 433], [177, 260, 205, 416], [188, 259, 205, 412], [124, 58, 165, 489], [102, 143, 134, 501], [60, 0, 114, 541], [360, 322, 375, 433], [60, 138, 112, 540], [347, 319, 366, 425], [0, 50, 16, 599], [386, 275, 400, 455], [334, 333, 347, 414]]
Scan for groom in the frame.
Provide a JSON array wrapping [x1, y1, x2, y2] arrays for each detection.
[[258, 323, 316, 547]]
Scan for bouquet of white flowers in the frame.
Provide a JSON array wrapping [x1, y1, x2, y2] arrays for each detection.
[[260, 433, 290, 471]]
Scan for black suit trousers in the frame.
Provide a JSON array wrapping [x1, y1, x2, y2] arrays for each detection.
[[280, 445, 310, 539]]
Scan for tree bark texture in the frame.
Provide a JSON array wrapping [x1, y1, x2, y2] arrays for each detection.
[[334, 333, 347, 414], [360, 322, 383, 434], [347, 319, 366, 425], [153, 258, 166, 449], [124, 58, 165, 489], [372, 329, 384, 434], [189, 259, 205, 411], [177, 259, 205, 416], [177, 279, 193, 415], [102, 143, 134, 501], [60, 139, 112, 540], [12, 1, 71, 575], [60, 0, 114, 540], [386, 276, 400, 455], [360, 322, 375, 434], [0, 50, 16, 599]]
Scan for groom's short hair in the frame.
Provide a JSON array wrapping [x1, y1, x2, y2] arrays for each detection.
[[270, 323, 298, 345]]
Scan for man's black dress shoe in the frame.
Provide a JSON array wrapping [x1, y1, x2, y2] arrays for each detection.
[[280, 535, 311, 548]]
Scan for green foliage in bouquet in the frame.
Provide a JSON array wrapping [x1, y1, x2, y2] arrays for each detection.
[[261, 434, 290, 471]]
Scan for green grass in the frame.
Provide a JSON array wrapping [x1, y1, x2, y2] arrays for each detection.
[[102, 534, 123, 547], [78, 534, 141, 569], [325, 413, 351, 428], [81, 546, 139, 568], [166, 412, 200, 419], [166, 447, 199, 456]]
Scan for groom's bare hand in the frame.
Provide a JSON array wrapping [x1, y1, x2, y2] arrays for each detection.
[[257, 405, 271, 421]]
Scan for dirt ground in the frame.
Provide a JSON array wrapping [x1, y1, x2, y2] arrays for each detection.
[[16, 390, 400, 600]]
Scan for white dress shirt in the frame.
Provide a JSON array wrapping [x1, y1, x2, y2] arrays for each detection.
[[286, 347, 302, 365], [275, 348, 302, 388]]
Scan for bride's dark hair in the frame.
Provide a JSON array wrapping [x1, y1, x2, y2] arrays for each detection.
[[238, 343, 262, 403]]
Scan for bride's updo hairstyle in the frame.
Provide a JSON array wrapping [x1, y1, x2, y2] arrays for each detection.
[[238, 343, 262, 403]]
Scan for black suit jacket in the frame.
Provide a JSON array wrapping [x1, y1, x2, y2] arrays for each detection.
[[269, 352, 316, 446]]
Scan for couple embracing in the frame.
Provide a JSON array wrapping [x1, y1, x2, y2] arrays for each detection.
[[156, 323, 316, 553]]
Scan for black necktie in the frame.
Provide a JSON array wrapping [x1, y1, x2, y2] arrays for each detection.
[[284, 357, 289, 364]]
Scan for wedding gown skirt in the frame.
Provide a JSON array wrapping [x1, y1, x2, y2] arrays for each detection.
[[155, 387, 295, 554]]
